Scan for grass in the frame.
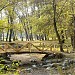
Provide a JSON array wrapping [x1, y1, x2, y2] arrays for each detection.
[[0, 71, 19, 75]]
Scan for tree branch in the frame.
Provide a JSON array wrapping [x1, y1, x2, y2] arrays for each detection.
[[0, 1, 18, 11], [0, 4, 9, 11]]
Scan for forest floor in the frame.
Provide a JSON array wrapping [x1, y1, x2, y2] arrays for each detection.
[[0, 41, 75, 75], [9, 52, 75, 75]]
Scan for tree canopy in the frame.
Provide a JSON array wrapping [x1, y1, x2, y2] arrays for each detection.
[[0, 0, 75, 51]]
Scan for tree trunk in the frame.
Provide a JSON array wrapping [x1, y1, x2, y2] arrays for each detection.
[[44, 34, 47, 40], [53, 0, 64, 52], [70, 1, 75, 51], [9, 29, 13, 42], [9, 16, 13, 42], [24, 26, 29, 41], [73, 16, 75, 50], [13, 31, 15, 41], [2, 30, 4, 41], [6, 29, 9, 41]]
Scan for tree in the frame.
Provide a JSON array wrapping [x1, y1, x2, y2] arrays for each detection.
[[53, 0, 64, 52], [69, 0, 75, 51]]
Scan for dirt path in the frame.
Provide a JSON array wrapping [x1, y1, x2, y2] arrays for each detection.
[[10, 54, 45, 64]]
